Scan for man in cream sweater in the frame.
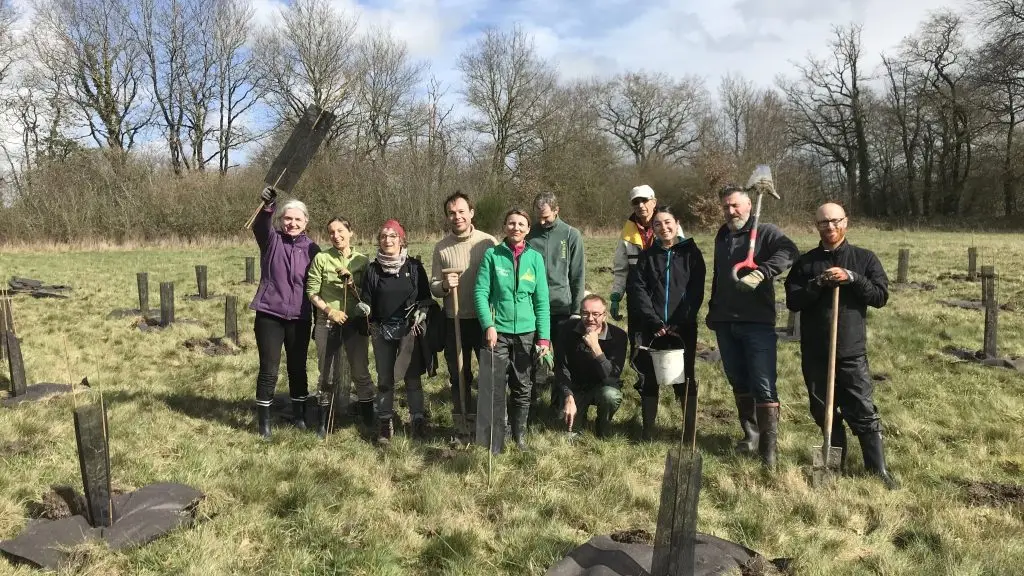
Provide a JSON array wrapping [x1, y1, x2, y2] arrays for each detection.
[[430, 191, 498, 421]]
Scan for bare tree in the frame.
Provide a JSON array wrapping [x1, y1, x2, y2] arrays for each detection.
[[719, 73, 755, 158], [457, 25, 557, 177], [354, 27, 426, 161], [255, 0, 359, 145], [597, 71, 708, 166], [881, 54, 931, 215], [32, 0, 150, 152], [210, 0, 262, 173]]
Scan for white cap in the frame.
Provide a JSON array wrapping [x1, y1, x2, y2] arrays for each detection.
[[629, 185, 655, 201]]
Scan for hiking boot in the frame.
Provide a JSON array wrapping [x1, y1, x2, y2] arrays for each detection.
[[734, 394, 759, 455], [256, 405, 271, 440], [377, 418, 393, 446], [640, 395, 658, 441], [292, 399, 307, 430], [359, 400, 375, 428], [859, 431, 898, 490], [411, 416, 427, 440], [755, 403, 779, 469]]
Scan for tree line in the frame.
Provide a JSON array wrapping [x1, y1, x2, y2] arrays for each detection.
[[0, 0, 1020, 243]]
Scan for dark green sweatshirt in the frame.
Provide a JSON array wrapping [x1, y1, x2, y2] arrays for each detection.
[[526, 217, 586, 317]]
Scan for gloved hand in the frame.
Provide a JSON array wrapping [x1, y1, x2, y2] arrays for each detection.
[[412, 307, 428, 328], [610, 293, 623, 320], [355, 301, 371, 317], [260, 186, 277, 204], [327, 308, 347, 324], [736, 269, 765, 292], [569, 314, 581, 321], [536, 346, 554, 370]]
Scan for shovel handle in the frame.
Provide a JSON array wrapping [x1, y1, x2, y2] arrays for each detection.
[[443, 268, 468, 419], [730, 228, 759, 282], [821, 286, 840, 460], [243, 201, 266, 230]]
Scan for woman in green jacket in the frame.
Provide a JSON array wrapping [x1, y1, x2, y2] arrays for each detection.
[[474, 208, 551, 450], [306, 217, 374, 438]]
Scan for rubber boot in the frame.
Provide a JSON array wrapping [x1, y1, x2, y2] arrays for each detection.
[[859, 431, 898, 490], [511, 405, 530, 451], [641, 395, 659, 441], [317, 404, 331, 439], [411, 415, 427, 440], [680, 379, 698, 447], [377, 418, 393, 446], [755, 404, 779, 469], [734, 394, 759, 455], [257, 405, 271, 440], [359, 400, 375, 428], [292, 399, 307, 430], [832, 418, 848, 472], [595, 406, 611, 438]]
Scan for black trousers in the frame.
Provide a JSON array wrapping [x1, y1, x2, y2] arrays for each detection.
[[254, 311, 311, 406], [444, 318, 483, 414], [802, 352, 881, 436], [493, 332, 535, 409]]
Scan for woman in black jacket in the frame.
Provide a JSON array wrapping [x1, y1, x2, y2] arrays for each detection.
[[627, 205, 706, 441], [359, 219, 433, 445]]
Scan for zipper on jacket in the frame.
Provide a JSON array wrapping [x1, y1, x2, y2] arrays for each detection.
[[663, 248, 672, 323]]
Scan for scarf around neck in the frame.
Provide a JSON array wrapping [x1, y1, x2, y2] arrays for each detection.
[[376, 247, 408, 275]]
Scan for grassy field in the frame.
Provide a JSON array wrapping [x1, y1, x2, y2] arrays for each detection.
[[1, 229, 1023, 576]]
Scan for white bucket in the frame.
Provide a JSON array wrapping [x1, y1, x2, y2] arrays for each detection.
[[648, 348, 687, 386]]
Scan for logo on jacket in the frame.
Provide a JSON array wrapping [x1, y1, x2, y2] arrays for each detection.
[[560, 240, 567, 259], [521, 269, 535, 283]]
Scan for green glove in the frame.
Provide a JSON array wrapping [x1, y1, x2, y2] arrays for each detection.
[[737, 269, 765, 292], [536, 346, 554, 370], [610, 292, 623, 320]]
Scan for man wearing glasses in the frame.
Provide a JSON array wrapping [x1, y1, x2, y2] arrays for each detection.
[[556, 294, 628, 437], [784, 202, 897, 489], [610, 185, 659, 392]]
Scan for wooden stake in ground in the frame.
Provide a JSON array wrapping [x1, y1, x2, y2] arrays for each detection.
[[812, 286, 844, 486], [73, 402, 114, 527], [967, 247, 978, 281], [897, 249, 910, 284], [5, 331, 27, 397], [245, 257, 256, 284], [137, 272, 149, 317], [195, 265, 209, 299], [160, 282, 175, 327], [225, 295, 238, 345], [981, 266, 998, 359]]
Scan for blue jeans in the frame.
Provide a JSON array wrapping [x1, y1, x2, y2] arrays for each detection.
[[714, 322, 779, 404]]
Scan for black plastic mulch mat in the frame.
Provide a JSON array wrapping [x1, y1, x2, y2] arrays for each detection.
[[7, 277, 71, 299], [1, 383, 73, 407]]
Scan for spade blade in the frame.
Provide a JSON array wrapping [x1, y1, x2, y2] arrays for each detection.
[[264, 105, 336, 194], [811, 445, 844, 487]]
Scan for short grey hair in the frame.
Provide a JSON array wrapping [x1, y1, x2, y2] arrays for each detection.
[[534, 191, 558, 211], [274, 199, 309, 228]]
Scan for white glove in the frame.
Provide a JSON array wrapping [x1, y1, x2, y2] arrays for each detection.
[[355, 302, 371, 317], [412, 307, 428, 327], [737, 269, 765, 292]]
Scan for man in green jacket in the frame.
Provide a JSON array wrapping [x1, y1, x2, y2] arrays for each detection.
[[527, 191, 586, 415]]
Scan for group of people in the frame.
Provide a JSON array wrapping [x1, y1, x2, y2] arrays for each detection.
[[247, 178, 897, 489]]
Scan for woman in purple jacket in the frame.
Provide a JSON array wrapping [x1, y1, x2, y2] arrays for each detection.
[[250, 187, 321, 439]]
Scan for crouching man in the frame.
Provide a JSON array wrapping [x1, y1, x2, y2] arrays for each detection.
[[557, 294, 628, 437]]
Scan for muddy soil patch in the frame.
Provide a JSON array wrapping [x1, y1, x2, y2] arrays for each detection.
[[609, 528, 653, 545], [183, 337, 242, 356], [962, 480, 1024, 508]]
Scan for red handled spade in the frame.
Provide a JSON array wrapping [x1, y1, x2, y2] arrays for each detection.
[[730, 164, 782, 283]]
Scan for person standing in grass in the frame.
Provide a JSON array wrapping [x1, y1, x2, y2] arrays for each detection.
[[557, 294, 628, 438], [429, 191, 498, 422], [250, 187, 320, 439], [785, 203, 897, 489], [306, 217, 375, 439], [627, 205, 705, 441], [609, 185, 659, 395], [360, 219, 433, 445], [527, 191, 586, 417], [706, 182, 798, 469], [474, 208, 551, 451]]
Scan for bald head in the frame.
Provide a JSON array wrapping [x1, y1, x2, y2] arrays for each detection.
[[815, 202, 848, 249]]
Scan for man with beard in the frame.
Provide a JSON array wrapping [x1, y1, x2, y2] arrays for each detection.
[[609, 185, 659, 394], [706, 182, 798, 469], [429, 191, 498, 422], [557, 294, 627, 438], [785, 202, 897, 489], [527, 191, 586, 415]]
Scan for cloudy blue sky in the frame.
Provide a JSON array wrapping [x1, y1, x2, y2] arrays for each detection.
[[253, 0, 959, 97]]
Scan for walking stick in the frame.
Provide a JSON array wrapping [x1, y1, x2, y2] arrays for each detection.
[[443, 268, 469, 435]]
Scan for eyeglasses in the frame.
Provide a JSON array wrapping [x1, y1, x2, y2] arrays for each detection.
[[379, 233, 400, 241], [631, 197, 652, 206], [580, 311, 605, 318], [815, 217, 847, 229]]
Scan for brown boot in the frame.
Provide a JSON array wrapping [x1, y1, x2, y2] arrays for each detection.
[[734, 394, 759, 454], [755, 403, 779, 469]]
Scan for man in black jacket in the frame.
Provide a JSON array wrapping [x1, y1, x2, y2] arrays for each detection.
[[707, 183, 799, 468], [557, 295, 628, 438], [784, 202, 897, 489]]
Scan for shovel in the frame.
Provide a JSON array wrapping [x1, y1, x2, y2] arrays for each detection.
[[731, 164, 782, 283], [243, 104, 336, 229], [812, 286, 843, 486], [443, 268, 473, 437]]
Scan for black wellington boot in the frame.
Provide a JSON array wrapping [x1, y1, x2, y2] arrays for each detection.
[[734, 394, 759, 455], [511, 406, 530, 451], [359, 400, 375, 428], [292, 399, 307, 430], [257, 405, 271, 440], [640, 395, 658, 441], [755, 404, 779, 469], [317, 404, 331, 439], [859, 431, 899, 490]]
